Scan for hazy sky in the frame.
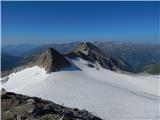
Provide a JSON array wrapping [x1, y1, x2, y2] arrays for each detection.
[[2, 1, 159, 44]]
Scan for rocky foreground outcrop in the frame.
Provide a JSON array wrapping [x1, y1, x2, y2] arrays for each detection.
[[1, 90, 102, 120]]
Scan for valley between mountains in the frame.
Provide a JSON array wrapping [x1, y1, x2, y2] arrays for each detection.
[[1, 43, 160, 120]]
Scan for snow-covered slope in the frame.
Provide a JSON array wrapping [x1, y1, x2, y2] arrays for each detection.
[[2, 58, 160, 120]]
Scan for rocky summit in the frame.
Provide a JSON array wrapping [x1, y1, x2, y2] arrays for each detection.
[[8, 48, 70, 74], [67, 42, 133, 72], [30, 48, 71, 73], [1, 90, 102, 120]]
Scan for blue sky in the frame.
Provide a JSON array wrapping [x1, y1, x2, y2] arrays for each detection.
[[2, 1, 159, 44]]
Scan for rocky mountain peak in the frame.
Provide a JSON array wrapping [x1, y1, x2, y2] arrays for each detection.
[[46, 47, 54, 53], [29, 48, 71, 73], [7, 48, 71, 75], [67, 42, 133, 72], [73, 42, 102, 55]]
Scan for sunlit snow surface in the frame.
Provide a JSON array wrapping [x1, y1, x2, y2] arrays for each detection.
[[2, 58, 160, 120]]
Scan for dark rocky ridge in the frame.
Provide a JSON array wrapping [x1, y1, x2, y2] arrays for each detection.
[[1, 90, 102, 120], [66, 42, 133, 72]]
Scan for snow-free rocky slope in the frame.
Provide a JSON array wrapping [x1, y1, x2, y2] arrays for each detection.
[[1, 90, 101, 120], [2, 43, 160, 120]]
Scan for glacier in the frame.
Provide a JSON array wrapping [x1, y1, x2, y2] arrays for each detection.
[[2, 58, 160, 120]]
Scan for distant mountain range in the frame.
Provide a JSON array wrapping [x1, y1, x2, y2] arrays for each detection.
[[93, 41, 160, 72], [2, 41, 160, 74], [1, 53, 21, 71]]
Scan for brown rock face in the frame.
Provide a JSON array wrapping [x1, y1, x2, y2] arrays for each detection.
[[32, 48, 70, 73]]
